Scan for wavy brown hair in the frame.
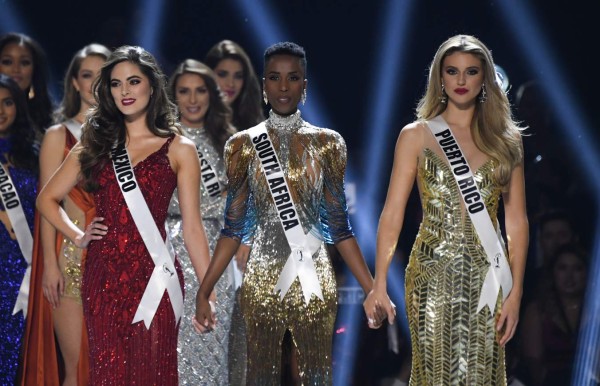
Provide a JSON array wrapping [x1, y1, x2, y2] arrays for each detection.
[[169, 59, 235, 153], [54, 43, 111, 123], [205, 40, 264, 130], [79, 45, 179, 191], [416, 34, 524, 187]]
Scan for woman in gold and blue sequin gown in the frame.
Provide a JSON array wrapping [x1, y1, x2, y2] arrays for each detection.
[[365, 35, 528, 386], [195, 42, 376, 386]]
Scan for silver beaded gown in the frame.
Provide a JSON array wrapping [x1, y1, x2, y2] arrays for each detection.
[[166, 126, 237, 385]]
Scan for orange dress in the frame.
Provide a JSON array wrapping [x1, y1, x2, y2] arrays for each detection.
[[19, 130, 94, 385]]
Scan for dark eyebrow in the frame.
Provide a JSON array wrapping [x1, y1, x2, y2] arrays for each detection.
[[126, 75, 142, 81]]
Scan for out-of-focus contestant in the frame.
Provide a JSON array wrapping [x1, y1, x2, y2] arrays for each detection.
[[167, 59, 237, 385]]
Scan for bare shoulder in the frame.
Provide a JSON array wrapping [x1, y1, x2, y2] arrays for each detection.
[[170, 133, 197, 156], [41, 123, 67, 144]]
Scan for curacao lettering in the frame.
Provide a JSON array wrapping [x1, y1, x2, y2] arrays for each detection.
[[0, 167, 20, 209]]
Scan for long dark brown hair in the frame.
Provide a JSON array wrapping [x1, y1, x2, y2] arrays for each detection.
[[169, 59, 235, 153], [205, 40, 264, 130], [0, 74, 38, 171], [79, 45, 178, 191], [54, 43, 112, 123], [0, 32, 53, 134]]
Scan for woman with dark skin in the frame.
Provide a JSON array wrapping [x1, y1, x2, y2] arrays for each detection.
[[0, 74, 38, 385], [0, 32, 53, 140], [195, 42, 382, 385]]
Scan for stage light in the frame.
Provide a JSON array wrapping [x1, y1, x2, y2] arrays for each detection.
[[0, 2, 29, 35], [497, 1, 600, 384], [133, 0, 166, 55]]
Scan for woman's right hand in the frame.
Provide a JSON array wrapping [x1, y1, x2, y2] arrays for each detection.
[[363, 287, 396, 329], [193, 289, 217, 333], [75, 217, 107, 248], [42, 262, 64, 309]]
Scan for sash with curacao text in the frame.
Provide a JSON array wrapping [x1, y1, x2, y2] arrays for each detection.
[[0, 162, 33, 317], [249, 123, 323, 304], [427, 115, 513, 314], [111, 142, 184, 328]]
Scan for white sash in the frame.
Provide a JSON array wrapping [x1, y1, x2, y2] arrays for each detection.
[[0, 162, 33, 317], [427, 115, 513, 314], [196, 146, 223, 203], [194, 144, 243, 289], [64, 119, 82, 141], [248, 123, 323, 304], [111, 143, 183, 328]]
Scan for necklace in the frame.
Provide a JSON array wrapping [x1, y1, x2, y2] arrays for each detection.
[[266, 109, 303, 131]]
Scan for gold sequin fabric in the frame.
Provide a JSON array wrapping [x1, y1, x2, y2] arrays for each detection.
[[58, 219, 83, 302], [166, 126, 237, 385], [221, 110, 354, 385], [406, 147, 507, 386]]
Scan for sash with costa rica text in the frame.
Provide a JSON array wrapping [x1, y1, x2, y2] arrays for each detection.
[[427, 115, 513, 314], [248, 123, 323, 304], [0, 162, 33, 317], [111, 143, 183, 328], [194, 143, 243, 288]]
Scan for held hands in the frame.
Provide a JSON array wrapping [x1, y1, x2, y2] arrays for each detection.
[[75, 217, 107, 248], [42, 262, 64, 308], [363, 287, 396, 329], [193, 289, 217, 334]]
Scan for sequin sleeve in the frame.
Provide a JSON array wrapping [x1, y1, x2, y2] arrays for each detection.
[[220, 132, 256, 242], [318, 129, 354, 244]]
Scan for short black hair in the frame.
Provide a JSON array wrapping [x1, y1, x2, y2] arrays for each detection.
[[263, 41, 307, 75]]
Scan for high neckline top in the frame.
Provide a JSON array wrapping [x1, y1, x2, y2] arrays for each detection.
[[266, 109, 303, 131]]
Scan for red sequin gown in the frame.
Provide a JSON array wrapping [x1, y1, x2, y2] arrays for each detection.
[[82, 135, 183, 385]]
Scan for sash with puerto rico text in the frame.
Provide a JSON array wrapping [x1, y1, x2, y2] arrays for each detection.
[[0, 162, 33, 317], [427, 115, 513, 314], [111, 143, 184, 328], [249, 123, 323, 304]]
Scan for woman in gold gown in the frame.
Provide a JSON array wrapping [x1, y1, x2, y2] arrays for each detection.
[[195, 41, 378, 385], [364, 35, 528, 385]]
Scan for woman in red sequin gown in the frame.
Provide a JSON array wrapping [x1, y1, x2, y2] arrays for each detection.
[[37, 46, 212, 385]]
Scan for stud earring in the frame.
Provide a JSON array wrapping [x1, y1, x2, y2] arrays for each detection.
[[479, 83, 487, 103], [439, 83, 447, 104], [263, 90, 268, 105], [301, 89, 307, 105]]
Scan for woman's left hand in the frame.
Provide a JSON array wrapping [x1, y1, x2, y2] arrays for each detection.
[[496, 291, 521, 347]]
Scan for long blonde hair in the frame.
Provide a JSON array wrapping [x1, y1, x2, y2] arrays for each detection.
[[417, 34, 524, 187]]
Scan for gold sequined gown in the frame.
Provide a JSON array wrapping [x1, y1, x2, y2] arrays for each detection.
[[406, 140, 507, 386], [166, 126, 237, 385], [222, 110, 353, 385]]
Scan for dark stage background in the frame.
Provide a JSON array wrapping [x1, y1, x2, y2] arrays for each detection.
[[2, 0, 598, 384]]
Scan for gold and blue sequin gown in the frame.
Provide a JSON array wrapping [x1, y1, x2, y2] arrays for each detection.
[[166, 126, 237, 385], [222, 110, 353, 385], [406, 136, 507, 385]]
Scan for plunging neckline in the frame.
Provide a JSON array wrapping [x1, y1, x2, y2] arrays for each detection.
[[128, 135, 173, 169], [422, 147, 493, 176]]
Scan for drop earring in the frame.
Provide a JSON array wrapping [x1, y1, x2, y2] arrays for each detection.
[[478, 83, 487, 103], [439, 83, 447, 104], [28, 85, 35, 100], [301, 89, 307, 105], [263, 90, 268, 105]]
